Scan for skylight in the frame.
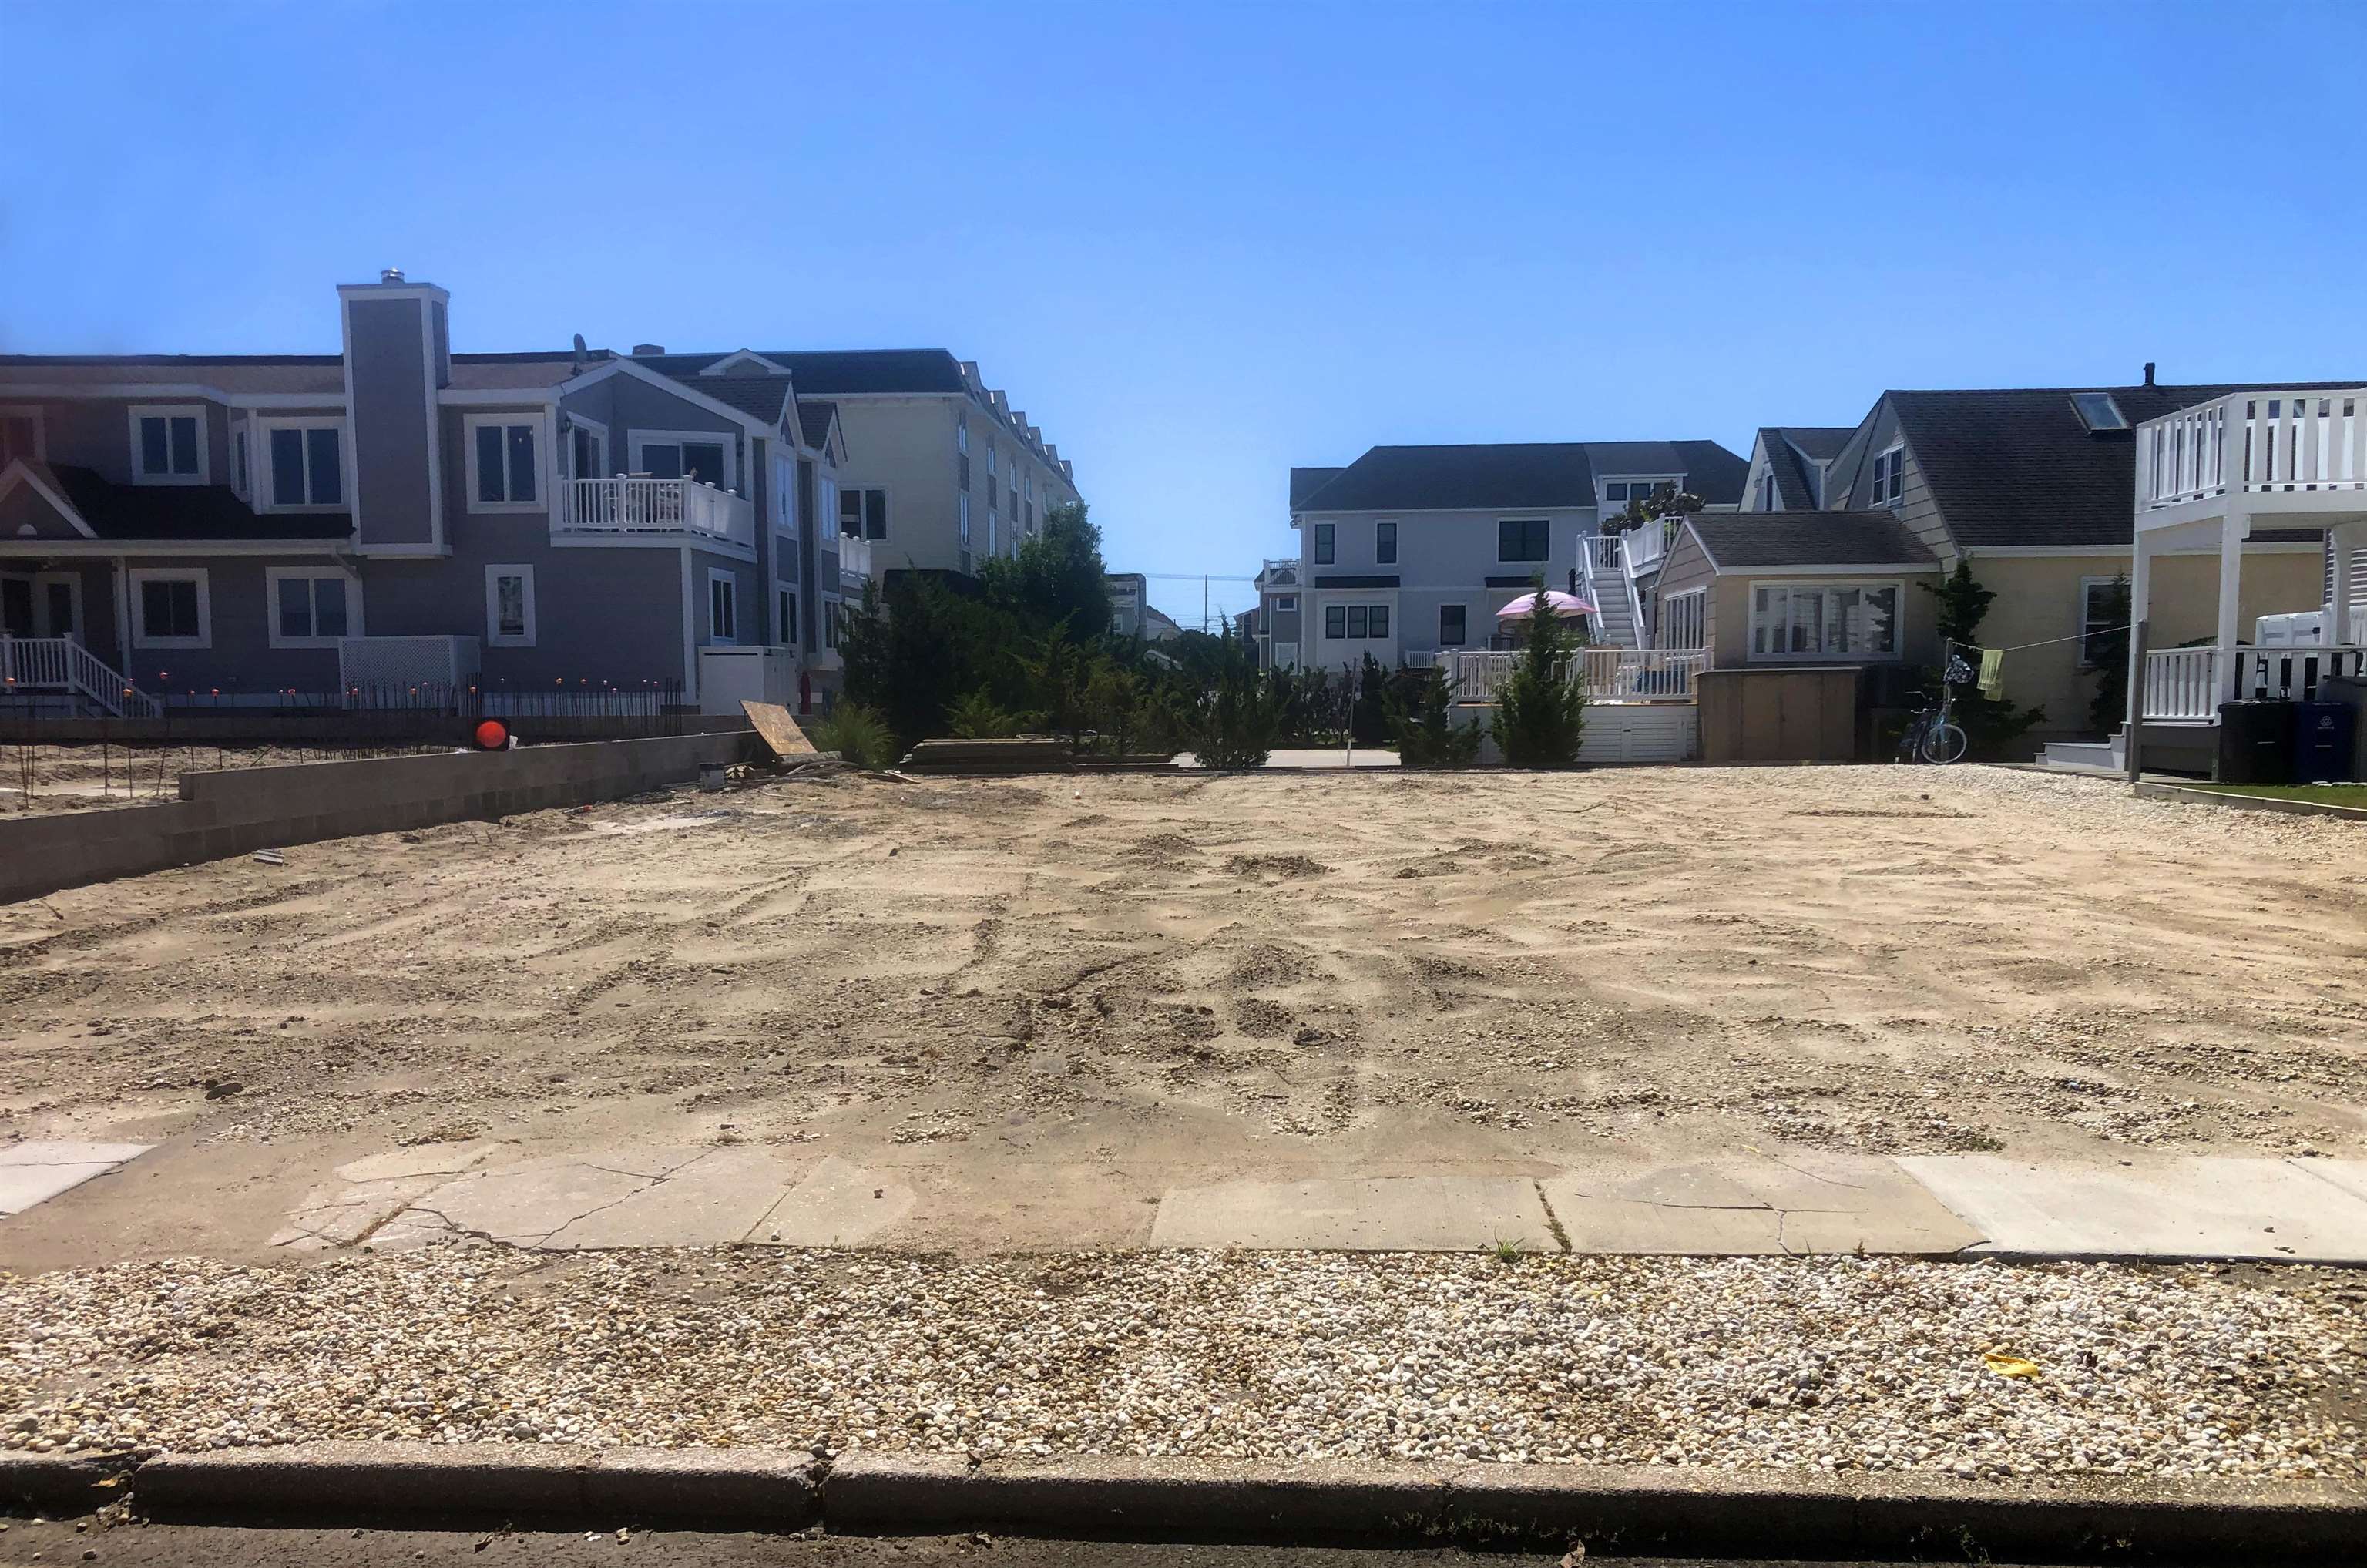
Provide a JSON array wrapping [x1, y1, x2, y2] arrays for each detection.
[[2071, 391, 2130, 431]]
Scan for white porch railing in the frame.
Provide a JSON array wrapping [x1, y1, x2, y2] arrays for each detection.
[[836, 532, 874, 583], [0, 635, 160, 717], [1438, 646, 1706, 703], [2142, 643, 2367, 720], [2138, 389, 2367, 511], [562, 477, 755, 549]]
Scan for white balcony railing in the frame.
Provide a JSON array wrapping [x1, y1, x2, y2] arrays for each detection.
[[837, 532, 875, 583], [562, 477, 755, 549], [1437, 646, 1706, 703], [2138, 390, 2367, 512], [2141, 643, 2367, 721]]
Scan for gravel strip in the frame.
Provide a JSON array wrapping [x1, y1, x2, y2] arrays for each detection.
[[4, 1249, 2362, 1482]]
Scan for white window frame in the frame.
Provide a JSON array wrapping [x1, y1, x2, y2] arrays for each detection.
[[227, 420, 252, 500], [1273, 594, 1298, 613], [1496, 518, 1549, 564], [774, 452, 798, 539], [1747, 578, 1903, 661], [462, 413, 546, 514], [838, 484, 888, 542], [0, 405, 47, 466], [1758, 472, 1778, 510], [1873, 444, 1905, 505], [264, 566, 363, 650], [1375, 519, 1398, 564], [1437, 601, 1469, 646], [2077, 575, 2123, 670], [128, 566, 212, 649], [1660, 587, 1706, 650], [777, 584, 801, 647], [707, 567, 739, 644], [562, 416, 609, 482], [484, 564, 537, 648], [955, 417, 969, 455], [824, 596, 843, 650], [257, 415, 348, 512], [631, 429, 739, 492], [1600, 476, 1678, 509], [128, 404, 208, 486], [1311, 522, 1335, 565]]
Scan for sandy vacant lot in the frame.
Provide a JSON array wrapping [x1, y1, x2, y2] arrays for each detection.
[[1, 764, 2362, 1264]]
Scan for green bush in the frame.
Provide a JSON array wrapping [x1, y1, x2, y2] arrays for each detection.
[[1388, 666, 1483, 767], [1190, 630, 1281, 769], [1490, 586, 1587, 767], [945, 690, 1018, 738], [810, 702, 898, 768]]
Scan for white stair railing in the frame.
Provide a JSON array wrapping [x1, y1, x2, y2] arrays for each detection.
[[0, 636, 159, 717]]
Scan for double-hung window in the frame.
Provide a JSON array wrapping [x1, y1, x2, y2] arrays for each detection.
[[1748, 580, 1901, 658], [1439, 603, 1468, 646], [1375, 520, 1398, 564], [1759, 472, 1778, 510], [779, 586, 801, 646], [129, 405, 206, 485], [2079, 576, 2127, 668], [1873, 446, 1905, 505], [485, 566, 536, 646], [266, 567, 357, 648], [568, 421, 607, 484], [1311, 522, 1335, 565], [1274, 594, 1297, 613], [468, 416, 541, 510], [708, 569, 739, 643], [775, 454, 797, 537], [1497, 519, 1549, 562], [129, 568, 210, 649], [264, 419, 344, 509]]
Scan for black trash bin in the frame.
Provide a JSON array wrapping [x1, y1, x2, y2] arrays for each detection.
[[2217, 700, 2295, 784], [2293, 700, 2359, 784]]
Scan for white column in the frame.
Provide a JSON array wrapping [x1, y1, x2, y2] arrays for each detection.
[[2333, 521, 2359, 643], [2126, 526, 2155, 727], [2215, 507, 2247, 701]]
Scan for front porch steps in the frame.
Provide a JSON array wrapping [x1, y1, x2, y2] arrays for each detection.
[[2038, 730, 2127, 772]]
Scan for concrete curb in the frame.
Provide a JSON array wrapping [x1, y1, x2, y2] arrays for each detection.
[[0, 1451, 139, 1515], [10, 1442, 2345, 1559], [133, 1442, 817, 1528], [2134, 780, 2367, 820]]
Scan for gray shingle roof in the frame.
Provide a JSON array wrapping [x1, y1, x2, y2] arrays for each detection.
[[1756, 426, 1855, 509], [1888, 382, 2362, 549], [797, 399, 838, 451], [1289, 466, 1343, 507], [1686, 510, 1936, 570], [1292, 439, 1746, 513], [0, 357, 346, 395], [46, 465, 351, 541], [633, 349, 971, 397]]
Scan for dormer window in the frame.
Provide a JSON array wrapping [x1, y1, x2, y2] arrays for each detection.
[[2071, 391, 2130, 431], [1872, 445, 1905, 505], [129, 405, 206, 485]]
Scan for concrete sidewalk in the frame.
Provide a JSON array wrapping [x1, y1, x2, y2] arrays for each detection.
[[10, 1138, 2367, 1264]]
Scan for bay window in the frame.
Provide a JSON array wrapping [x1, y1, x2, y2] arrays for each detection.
[[1748, 580, 1901, 659]]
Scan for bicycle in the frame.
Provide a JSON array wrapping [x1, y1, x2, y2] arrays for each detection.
[[1896, 646, 1972, 764]]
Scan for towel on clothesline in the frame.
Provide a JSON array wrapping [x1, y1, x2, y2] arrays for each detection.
[[1978, 647, 2005, 700]]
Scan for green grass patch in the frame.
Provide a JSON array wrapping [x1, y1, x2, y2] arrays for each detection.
[[2183, 781, 2367, 809]]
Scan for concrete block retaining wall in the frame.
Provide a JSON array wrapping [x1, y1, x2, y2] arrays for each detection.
[[2, 730, 757, 905]]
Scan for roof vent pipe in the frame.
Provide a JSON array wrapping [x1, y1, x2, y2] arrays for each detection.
[[2143, 361, 2156, 387], [632, 344, 666, 356]]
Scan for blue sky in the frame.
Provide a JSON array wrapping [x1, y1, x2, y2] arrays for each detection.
[[6, 2, 2363, 626]]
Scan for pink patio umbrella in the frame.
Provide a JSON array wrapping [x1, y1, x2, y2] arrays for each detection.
[[1494, 589, 1594, 619]]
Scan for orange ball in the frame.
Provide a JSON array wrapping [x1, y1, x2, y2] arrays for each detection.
[[474, 719, 509, 750]]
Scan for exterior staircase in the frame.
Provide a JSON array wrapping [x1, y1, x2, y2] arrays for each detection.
[[0, 636, 162, 717], [1577, 536, 1647, 649]]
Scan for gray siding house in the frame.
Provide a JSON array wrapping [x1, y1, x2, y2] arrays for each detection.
[[0, 276, 854, 712], [1281, 440, 1745, 671]]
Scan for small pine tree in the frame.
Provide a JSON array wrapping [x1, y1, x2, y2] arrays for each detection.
[[1190, 628, 1281, 769], [1388, 666, 1482, 767], [945, 690, 1017, 738], [1491, 585, 1587, 767], [1916, 562, 2046, 755], [2085, 574, 2132, 737]]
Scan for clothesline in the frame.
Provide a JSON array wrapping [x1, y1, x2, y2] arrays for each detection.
[[1949, 624, 2132, 657]]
